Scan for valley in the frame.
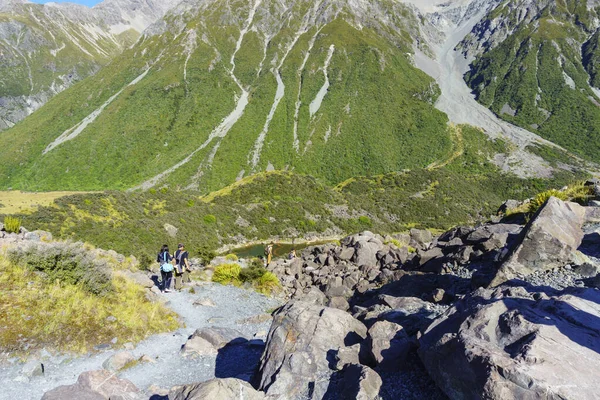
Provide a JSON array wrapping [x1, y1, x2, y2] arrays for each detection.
[[1, 1, 600, 399]]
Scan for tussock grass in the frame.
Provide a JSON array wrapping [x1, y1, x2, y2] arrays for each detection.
[[212, 263, 242, 286], [0, 255, 178, 354], [3, 216, 21, 233], [255, 272, 282, 296]]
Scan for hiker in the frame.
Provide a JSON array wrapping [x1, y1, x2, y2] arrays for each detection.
[[265, 242, 274, 266], [157, 244, 174, 293], [174, 243, 191, 291], [288, 249, 296, 260]]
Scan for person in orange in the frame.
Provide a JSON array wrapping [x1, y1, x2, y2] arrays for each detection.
[[265, 242, 274, 266]]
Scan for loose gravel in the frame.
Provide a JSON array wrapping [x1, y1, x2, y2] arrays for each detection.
[[0, 281, 281, 400]]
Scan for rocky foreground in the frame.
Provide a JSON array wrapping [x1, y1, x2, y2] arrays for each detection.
[[31, 193, 600, 399]]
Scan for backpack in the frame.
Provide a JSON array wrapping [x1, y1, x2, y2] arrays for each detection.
[[160, 251, 173, 273]]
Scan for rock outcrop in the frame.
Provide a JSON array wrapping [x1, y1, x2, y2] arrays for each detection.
[[490, 197, 586, 287], [255, 301, 369, 399], [419, 286, 600, 400]]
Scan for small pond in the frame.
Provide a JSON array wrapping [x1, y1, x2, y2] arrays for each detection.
[[228, 240, 336, 259]]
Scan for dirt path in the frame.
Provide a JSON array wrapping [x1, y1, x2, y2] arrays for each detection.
[[0, 281, 281, 400]]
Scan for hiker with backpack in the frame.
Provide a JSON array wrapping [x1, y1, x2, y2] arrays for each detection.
[[157, 244, 174, 293], [174, 243, 191, 291]]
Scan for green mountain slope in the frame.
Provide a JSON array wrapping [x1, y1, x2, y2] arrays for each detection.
[[461, 0, 600, 160], [0, 0, 179, 130], [0, 0, 451, 192], [17, 125, 583, 258]]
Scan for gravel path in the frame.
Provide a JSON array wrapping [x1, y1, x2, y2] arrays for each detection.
[[0, 281, 281, 400]]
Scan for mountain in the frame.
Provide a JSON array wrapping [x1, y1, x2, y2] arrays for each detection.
[[0, 0, 593, 192], [0, 0, 457, 191], [0, 0, 181, 130], [460, 0, 600, 161]]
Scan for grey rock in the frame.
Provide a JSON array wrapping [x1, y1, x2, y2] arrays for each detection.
[[21, 360, 44, 377], [256, 301, 367, 399], [430, 288, 445, 304], [300, 287, 327, 306], [181, 336, 218, 357], [193, 327, 248, 350], [169, 378, 266, 400], [102, 351, 136, 372], [367, 321, 411, 370], [419, 286, 600, 400], [490, 198, 586, 287], [334, 344, 361, 370], [353, 240, 379, 267], [340, 364, 382, 400], [42, 370, 141, 400], [410, 229, 432, 248], [193, 297, 217, 307], [328, 296, 350, 311], [339, 247, 355, 261]]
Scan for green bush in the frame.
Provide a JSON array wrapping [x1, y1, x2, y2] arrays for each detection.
[[239, 266, 268, 282], [212, 263, 242, 286], [358, 216, 372, 226], [204, 215, 217, 224], [197, 247, 216, 264], [138, 253, 153, 271], [254, 272, 281, 295], [4, 216, 21, 234], [528, 189, 568, 214], [7, 242, 113, 295], [225, 253, 238, 261]]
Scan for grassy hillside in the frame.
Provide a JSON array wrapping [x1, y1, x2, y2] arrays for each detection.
[[0, 0, 450, 192], [0, 242, 178, 354], [14, 126, 584, 261], [463, 0, 600, 160]]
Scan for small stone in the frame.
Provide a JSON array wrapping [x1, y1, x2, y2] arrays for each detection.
[[21, 360, 44, 378], [106, 316, 117, 323], [139, 355, 156, 364], [181, 336, 218, 358], [193, 298, 216, 307], [102, 351, 136, 372]]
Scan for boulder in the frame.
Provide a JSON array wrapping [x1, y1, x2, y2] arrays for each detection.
[[192, 327, 248, 350], [42, 370, 141, 400], [410, 229, 432, 248], [255, 301, 367, 399], [353, 240, 379, 267], [339, 247, 355, 261], [299, 287, 327, 306], [419, 286, 600, 400], [340, 364, 382, 400], [181, 336, 218, 357], [102, 351, 136, 372], [328, 296, 350, 311], [366, 321, 411, 370], [490, 197, 586, 287], [169, 378, 266, 400], [333, 344, 361, 370]]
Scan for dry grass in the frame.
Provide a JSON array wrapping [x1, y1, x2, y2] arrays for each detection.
[[0, 254, 179, 354], [0, 191, 95, 214]]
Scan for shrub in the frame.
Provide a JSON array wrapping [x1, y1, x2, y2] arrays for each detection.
[[225, 253, 239, 261], [203, 214, 217, 224], [212, 263, 242, 286], [239, 265, 268, 282], [254, 272, 281, 295], [7, 242, 113, 295], [249, 257, 264, 269], [528, 189, 568, 214], [138, 253, 153, 271], [358, 216, 372, 226], [197, 247, 216, 264], [4, 216, 21, 234]]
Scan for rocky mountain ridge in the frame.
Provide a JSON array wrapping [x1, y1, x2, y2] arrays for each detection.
[[0, 0, 181, 130]]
